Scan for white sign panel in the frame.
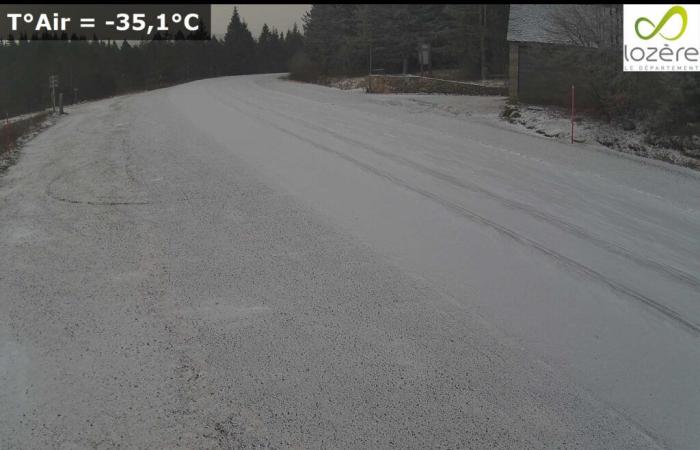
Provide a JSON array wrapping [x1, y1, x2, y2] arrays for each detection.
[[623, 4, 700, 71]]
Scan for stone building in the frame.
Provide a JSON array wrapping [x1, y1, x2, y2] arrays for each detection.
[[507, 4, 621, 107]]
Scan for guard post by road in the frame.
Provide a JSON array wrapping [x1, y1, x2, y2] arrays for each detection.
[[49, 75, 59, 114]]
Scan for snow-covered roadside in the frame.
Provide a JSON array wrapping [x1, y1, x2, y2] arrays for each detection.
[[502, 104, 700, 170], [0, 112, 56, 174], [325, 82, 700, 171]]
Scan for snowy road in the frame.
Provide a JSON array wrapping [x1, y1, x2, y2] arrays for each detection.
[[1, 74, 699, 448]]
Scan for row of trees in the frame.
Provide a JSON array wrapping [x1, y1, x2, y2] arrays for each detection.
[[294, 4, 697, 136], [3, 4, 696, 137], [291, 5, 510, 81], [0, 8, 304, 118]]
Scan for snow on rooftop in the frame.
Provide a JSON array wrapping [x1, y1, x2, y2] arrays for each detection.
[[507, 4, 579, 46]]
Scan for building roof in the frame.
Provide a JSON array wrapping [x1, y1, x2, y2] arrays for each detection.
[[506, 4, 616, 46], [506, 4, 571, 45]]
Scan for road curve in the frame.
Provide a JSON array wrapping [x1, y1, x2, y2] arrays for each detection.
[[1, 74, 699, 449]]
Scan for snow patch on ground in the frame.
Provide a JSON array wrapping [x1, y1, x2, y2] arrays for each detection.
[[501, 104, 700, 170], [0, 114, 57, 174], [367, 93, 506, 119], [324, 76, 368, 91], [338, 88, 700, 171]]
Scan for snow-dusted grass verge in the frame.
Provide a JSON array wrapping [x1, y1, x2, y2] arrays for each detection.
[[325, 76, 368, 91], [1, 112, 56, 174], [287, 75, 700, 171], [502, 103, 700, 171], [283, 74, 368, 92], [314, 73, 508, 96]]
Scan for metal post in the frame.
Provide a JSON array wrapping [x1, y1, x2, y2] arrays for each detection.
[[480, 5, 487, 80], [49, 75, 57, 114], [571, 85, 575, 144], [3, 113, 11, 152], [368, 45, 372, 93]]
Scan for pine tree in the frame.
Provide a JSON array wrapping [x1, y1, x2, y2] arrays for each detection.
[[303, 5, 360, 75], [0, 7, 306, 118], [284, 23, 304, 63], [223, 7, 256, 75]]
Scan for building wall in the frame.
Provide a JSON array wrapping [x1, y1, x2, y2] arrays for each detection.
[[511, 42, 599, 108], [508, 43, 519, 99]]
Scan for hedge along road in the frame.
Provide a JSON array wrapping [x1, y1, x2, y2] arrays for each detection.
[[1, 74, 699, 449]]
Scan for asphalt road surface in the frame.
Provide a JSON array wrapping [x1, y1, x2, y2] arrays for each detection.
[[2, 74, 699, 449]]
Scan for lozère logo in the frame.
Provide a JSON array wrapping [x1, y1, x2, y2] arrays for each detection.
[[624, 4, 699, 71], [635, 5, 687, 40]]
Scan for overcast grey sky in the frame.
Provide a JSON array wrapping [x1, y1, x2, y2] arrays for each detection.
[[211, 5, 310, 39]]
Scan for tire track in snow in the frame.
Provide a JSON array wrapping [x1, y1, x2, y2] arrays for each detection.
[[212, 84, 700, 294], [201, 83, 700, 337]]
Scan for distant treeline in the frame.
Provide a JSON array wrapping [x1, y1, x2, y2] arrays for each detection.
[[0, 8, 303, 117], [290, 5, 510, 81], [293, 4, 700, 136]]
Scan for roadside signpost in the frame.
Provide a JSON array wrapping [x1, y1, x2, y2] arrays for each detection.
[[49, 75, 59, 114], [418, 43, 431, 76]]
